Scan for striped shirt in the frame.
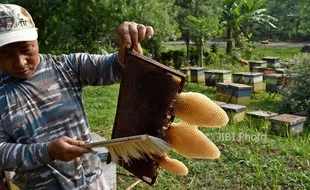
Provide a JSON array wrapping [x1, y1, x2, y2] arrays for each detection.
[[0, 52, 122, 189]]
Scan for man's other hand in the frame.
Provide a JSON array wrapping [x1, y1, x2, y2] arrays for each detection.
[[47, 136, 92, 162]]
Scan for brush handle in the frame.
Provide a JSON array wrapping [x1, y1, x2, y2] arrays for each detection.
[[83, 134, 149, 148]]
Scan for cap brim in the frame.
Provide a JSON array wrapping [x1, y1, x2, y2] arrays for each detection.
[[0, 28, 38, 48]]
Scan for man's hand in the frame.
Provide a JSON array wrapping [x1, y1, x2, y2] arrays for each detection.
[[47, 136, 92, 162], [115, 21, 154, 65]]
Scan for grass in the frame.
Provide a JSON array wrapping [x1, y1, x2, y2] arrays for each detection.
[[83, 46, 310, 190], [164, 44, 301, 61], [164, 44, 301, 70], [257, 47, 301, 60]]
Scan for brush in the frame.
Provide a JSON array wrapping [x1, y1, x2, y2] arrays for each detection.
[[83, 135, 170, 164]]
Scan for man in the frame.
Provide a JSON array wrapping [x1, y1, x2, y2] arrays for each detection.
[[0, 3, 153, 190]]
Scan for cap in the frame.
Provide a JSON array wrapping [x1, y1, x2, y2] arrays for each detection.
[[0, 4, 37, 47]]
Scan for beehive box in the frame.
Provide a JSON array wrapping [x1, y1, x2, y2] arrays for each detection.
[[249, 60, 267, 72], [220, 103, 247, 123], [275, 68, 286, 74], [216, 82, 252, 105], [262, 56, 280, 68], [216, 82, 229, 102], [228, 83, 252, 105], [262, 68, 274, 76], [205, 70, 232, 86], [232, 72, 263, 92], [264, 73, 284, 93], [252, 67, 274, 75], [190, 67, 205, 83], [246, 111, 279, 132], [232, 72, 248, 83], [269, 114, 307, 136], [252, 67, 262, 73], [242, 72, 264, 92], [180, 66, 191, 82]]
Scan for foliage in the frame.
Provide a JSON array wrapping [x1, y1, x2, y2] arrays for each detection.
[[112, 0, 178, 59], [173, 0, 223, 66], [160, 49, 186, 69], [4, 0, 177, 55], [262, 0, 310, 41], [188, 46, 200, 66], [221, 0, 277, 54], [280, 54, 310, 123]]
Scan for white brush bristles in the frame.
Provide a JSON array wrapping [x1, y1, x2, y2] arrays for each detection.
[[106, 136, 170, 164]]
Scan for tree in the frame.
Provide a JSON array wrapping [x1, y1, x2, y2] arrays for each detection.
[[174, 0, 222, 67], [264, 0, 310, 41], [222, 0, 277, 54], [3, 0, 177, 56], [112, 0, 178, 60]]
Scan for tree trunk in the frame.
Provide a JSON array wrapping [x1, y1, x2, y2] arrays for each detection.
[[185, 40, 190, 65], [226, 25, 233, 54], [183, 30, 190, 65], [200, 37, 204, 67]]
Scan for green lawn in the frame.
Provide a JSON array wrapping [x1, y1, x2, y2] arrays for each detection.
[[257, 46, 301, 60], [164, 43, 301, 62], [83, 84, 309, 190], [83, 46, 309, 190]]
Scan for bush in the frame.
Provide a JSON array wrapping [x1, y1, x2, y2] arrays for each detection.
[[189, 46, 199, 66], [160, 49, 186, 69], [279, 54, 310, 124]]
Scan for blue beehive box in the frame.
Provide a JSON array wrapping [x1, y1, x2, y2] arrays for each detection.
[[216, 82, 252, 105]]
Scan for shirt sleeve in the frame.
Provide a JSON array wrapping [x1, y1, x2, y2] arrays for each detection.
[[62, 52, 123, 86], [0, 122, 53, 171]]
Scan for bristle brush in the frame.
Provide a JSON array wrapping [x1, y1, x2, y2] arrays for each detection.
[[83, 135, 170, 163]]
